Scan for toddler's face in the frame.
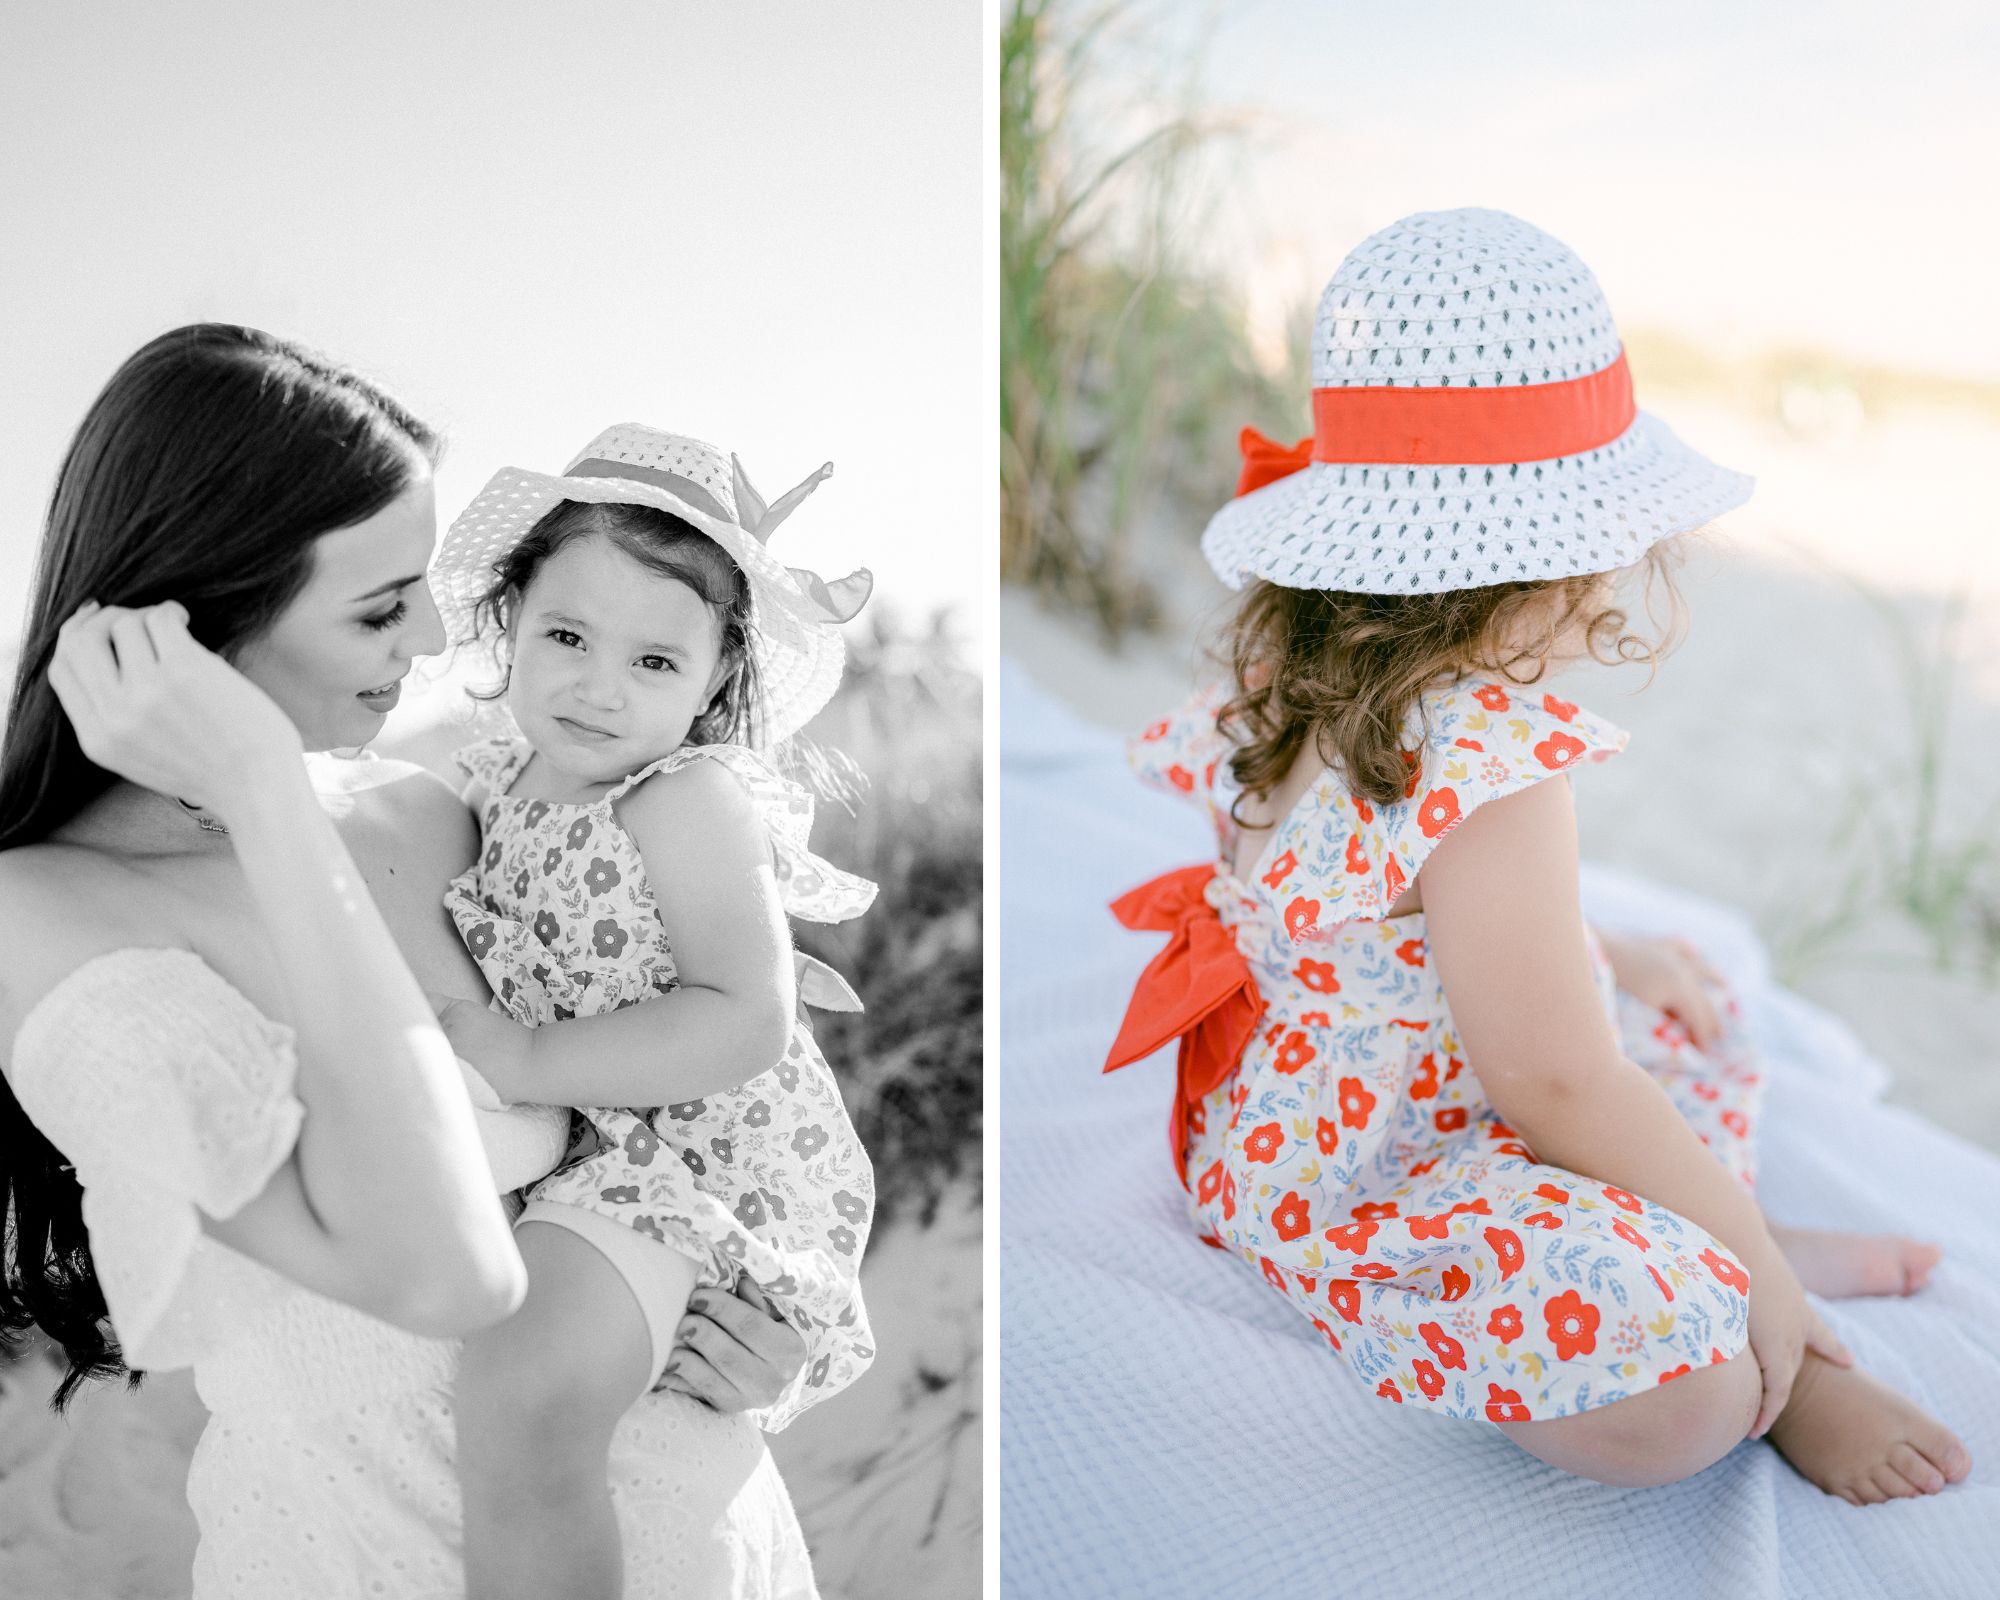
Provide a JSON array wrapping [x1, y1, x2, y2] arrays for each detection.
[[507, 532, 727, 787]]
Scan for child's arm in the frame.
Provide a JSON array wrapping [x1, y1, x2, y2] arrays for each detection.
[[440, 758, 796, 1106], [1420, 774, 1818, 1437]]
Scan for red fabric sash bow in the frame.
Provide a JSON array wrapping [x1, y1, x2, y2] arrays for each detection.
[[1233, 349, 1637, 497], [1104, 864, 1264, 1187]]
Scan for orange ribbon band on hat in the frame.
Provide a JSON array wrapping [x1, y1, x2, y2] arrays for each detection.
[[1234, 348, 1636, 496], [1104, 863, 1264, 1188]]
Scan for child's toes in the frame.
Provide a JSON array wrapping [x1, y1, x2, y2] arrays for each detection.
[[1871, 1461, 1925, 1501], [1912, 1423, 1972, 1485], [1902, 1241, 1942, 1294], [1890, 1442, 1946, 1495]]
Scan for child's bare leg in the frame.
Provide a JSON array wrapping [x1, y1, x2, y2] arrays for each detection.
[[456, 1220, 696, 1600], [1766, 1351, 1971, 1503], [1766, 1220, 1942, 1298]]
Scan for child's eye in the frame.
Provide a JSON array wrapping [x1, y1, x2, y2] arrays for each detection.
[[547, 627, 582, 648], [361, 600, 408, 632], [637, 654, 679, 673]]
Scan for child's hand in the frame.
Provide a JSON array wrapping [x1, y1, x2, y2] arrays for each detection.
[[428, 993, 534, 1102], [1597, 931, 1724, 1051], [1742, 1240, 1853, 1439]]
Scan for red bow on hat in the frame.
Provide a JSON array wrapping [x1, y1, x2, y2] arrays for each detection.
[[1234, 426, 1313, 498], [1104, 864, 1264, 1187]]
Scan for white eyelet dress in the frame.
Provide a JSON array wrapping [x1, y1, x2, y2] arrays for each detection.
[[444, 737, 878, 1431], [7, 947, 820, 1599]]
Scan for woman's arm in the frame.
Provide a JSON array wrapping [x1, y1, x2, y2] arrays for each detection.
[[49, 603, 525, 1337], [439, 756, 796, 1106]]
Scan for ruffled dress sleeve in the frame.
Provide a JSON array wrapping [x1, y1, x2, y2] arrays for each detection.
[[1254, 679, 1627, 940], [7, 948, 305, 1370], [453, 735, 531, 802], [605, 743, 877, 926]]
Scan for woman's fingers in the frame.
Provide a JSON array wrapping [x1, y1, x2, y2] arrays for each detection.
[[107, 607, 161, 670]]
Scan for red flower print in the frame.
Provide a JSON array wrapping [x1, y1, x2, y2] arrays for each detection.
[[1316, 1117, 1340, 1154], [1408, 1157, 1441, 1178], [1613, 1217, 1650, 1252], [1296, 1274, 1316, 1298], [1188, 1101, 1207, 1136], [1376, 1379, 1403, 1403], [1441, 1265, 1471, 1302], [1284, 897, 1320, 939], [1338, 1077, 1376, 1130], [1301, 1011, 1331, 1027], [1409, 1053, 1441, 1101], [1647, 1264, 1674, 1302], [1474, 685, 1511, 711], [1533, 732, 1586, 771], [1710, 1347, 1728, 1365], [1521, 1211, 1562, 1230], [1260, 848, 1298, 889], [1453, 737, 1485, 753], [1384, 856, 1408, 901], [1260, 1256, 1287, 1290], [1352, 1201, 1400, 1221], [1353, 1263, 1397, 1279], [1413, 1359, 1445, 1400], [1601, 1186, 1642, 1213], [1274, 1031, 1317, 1075], [1166, 764, 1196, 792], [1487, 1304, 1524, 1342], [1545, 1290, 1601, 1360], [1721, 1109, 1750, 1138], [1395, 938, 1426, 967], [1484, 1384, 1530, 1422], [1310, 1316, 1339, 1350], [1221, 1173, 1237, 1220], [1328, 1279, 1361, 1324], [1244, 1122, 1285, 1164], [1354, 796, 1374, 823], [1484, 1227, 1524, 1279], [1535, 1182, 1571, 1205], [1700, 1247, 1750, 1294], [1325, 1219, 1378, 1255], [1271, 1190, 1312, 1242], [1141, 719, 1171, 741], [1197, 1160, 1225, 1204], [1399, 749, 1423, 799], [1406, 1212, 1450, 1241], [1417, 787, 1462, 839], [1447, 1197, 1492, 1217], [1419, 1322, 1467, 1370], [1657, 1364, 1692, 1386], [1653, 1017, 1688, 1049], [1294, 959, 1340, 994], [1434, 1108, 1468, 1133], [1691, 1081, 1719, 1101], [1542, 693, 1577, 721], [1495, 1141, 1534, 1160], [1345, 834, 1371, 875]]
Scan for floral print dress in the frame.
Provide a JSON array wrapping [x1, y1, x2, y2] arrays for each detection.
[[447, 737, 876, 1431], [1115, 680, 1763, 1424]]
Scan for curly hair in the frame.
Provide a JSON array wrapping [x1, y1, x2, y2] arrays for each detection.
[[1216, 542, 1687, 814], [466, 499, 762, 747]]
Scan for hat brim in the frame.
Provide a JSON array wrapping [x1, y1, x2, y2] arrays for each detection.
[[432, 466, 842, 746], [1200, 411, 1752, 595]]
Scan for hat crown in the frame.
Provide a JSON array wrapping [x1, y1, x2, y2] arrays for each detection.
[[1312, 208, 1622, 391], [564, 423, 738, 521]]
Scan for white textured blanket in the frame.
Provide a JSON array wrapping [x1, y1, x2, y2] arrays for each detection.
[[1000, 660, 2000, 1600]]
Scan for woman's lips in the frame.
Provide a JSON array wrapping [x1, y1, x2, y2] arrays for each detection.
[[356, 677, 404, 712]]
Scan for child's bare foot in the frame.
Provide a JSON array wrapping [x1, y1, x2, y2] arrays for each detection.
[[1768, 1221, 1940, 1298], [1766, 1351, 1971, 1505]]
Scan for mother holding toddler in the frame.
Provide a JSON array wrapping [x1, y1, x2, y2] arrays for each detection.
[[0, 324, 822, 1597]]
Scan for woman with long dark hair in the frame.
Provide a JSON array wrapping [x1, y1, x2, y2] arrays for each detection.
[[0, 325, 817, 1596]]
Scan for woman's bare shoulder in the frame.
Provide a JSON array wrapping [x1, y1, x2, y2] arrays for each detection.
[[0, 842, 182, 1042]]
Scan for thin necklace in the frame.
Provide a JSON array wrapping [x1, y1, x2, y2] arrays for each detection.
[[170, 794, 229, 836]]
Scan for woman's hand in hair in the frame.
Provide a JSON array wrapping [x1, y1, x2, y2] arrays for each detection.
[[47, 600, 303, 816]]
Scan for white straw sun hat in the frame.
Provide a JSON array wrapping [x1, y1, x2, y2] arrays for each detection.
[[1202, 208, 1752, 595], [434, 424, 873, 746]]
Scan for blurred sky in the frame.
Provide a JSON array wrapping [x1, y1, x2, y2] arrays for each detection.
[[0, 0, 981, 657], [1139, 0, 2000, 380]]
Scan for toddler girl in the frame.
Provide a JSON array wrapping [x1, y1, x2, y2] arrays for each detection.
[[429, 425, 876, 1598], [1110, 210, 1969, 1506]]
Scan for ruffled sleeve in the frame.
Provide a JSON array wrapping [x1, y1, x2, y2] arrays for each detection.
[[1128, 683, 1233, 806], [1254, 680, 1627, 941], [453, 736, 530, 802], [605, 743, 877, 926], [8, 948, 305, 1370]]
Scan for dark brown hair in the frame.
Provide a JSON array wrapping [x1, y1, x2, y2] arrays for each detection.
[[0, 323, 439, 1406], [1218, 543, 1685, 813], [468, 499, 761, 747]]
